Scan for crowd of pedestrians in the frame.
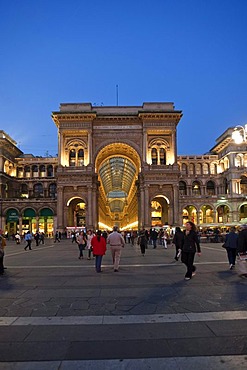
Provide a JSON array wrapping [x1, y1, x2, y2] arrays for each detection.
[[1, 222, 247, 279]]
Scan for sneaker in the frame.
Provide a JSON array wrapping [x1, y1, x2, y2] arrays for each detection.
[[114, 269, 119, 272], [230, 264, 233, 270], [192, 272, 196, 277], [184, 277, 191, 280]]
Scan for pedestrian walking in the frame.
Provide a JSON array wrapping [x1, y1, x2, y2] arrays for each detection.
[[76, 231, 87, 259], [181, 221, 201, 280], [237, 224, 247, 278], [40, 232, 45, 245], [86, 230, 94, 260], [237, 224, 247, 255], [0, 229, 6, 275], [34, 231, 40, 246], [54, 231, 60, 243], [24, 231, 32, 250], [107, 226, 125, 272], [137, 230, 148, 256], [150, 228, 158, 249], [224, 226, 238, 270], [91, 230, 106, 272], [172, 226, 184, 261], [15, 233, 21, 244]]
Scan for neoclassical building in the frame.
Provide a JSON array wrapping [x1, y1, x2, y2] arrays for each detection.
[[0, 102, 247, 235]]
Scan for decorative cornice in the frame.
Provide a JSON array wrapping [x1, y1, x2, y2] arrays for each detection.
[[52, 113, 96, 127], [139, 113, 182, 123]]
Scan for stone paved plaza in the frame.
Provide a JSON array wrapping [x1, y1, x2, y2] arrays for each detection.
[[0, 238, 247, 369]]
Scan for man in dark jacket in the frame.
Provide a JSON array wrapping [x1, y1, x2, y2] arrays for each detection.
[[225, 226, 238, 269], [238, 225, 247, 254], [172, 227, 184, 261]]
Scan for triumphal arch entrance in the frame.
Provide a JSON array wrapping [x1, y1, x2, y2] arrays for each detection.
[[52, 102, 182, 231]]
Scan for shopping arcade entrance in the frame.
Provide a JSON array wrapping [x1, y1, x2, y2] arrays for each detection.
[[95, 143, 140, 230]]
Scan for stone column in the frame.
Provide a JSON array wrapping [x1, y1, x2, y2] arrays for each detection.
[[87, 185, 93, 229], [36, 216, 39, 231], [173, 184, 179, 225], [143, 129, 147, 163], [88, 130, 93, 165], [172, 131, 177, 163], [59, 132, 65, 166], [56, 186, 64, 230], [19, 217, 23, 236], [138, 183, 145, 229], [144, 185, 150, 228], [92, 184, 97, 230], [0, 157, 4, 171]]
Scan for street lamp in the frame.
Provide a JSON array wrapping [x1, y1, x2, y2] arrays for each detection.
[[232, 125, 247, 144]]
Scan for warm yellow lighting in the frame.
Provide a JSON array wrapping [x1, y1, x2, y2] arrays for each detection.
[[98, 222, 112, 231], [232, 130, 243, 144], [121, 221, 138, 230], [232, 125, 247, 144]]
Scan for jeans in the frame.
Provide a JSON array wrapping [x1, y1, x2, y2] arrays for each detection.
[[78, 244, 84, 258], [226, 248, 237, 265], [25, 240, 32, 250], [182, 251, 196, 278], [140, 244, 146, 255], [95, 255, 103, 272]]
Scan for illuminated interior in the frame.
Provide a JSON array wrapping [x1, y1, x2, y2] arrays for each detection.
[[95, 143, 140, 230]]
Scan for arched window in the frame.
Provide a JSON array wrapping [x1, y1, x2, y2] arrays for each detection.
[[151, 148, 158, 165], [40, 165, 46, 177], [196, 163, 202, 175], [78, 149, 84, 166], [203, 163, 209, 175], [20, 183, 28, 198], [160, 148, 166, 165], [189, 163, 195, 175], [235, 154, 242, 167], [69, 149, 76, 166], [47, 165, 53, 177], [179, 181, 187, 195], [210, 163, 218, 175], [223, 178, 228, 194], [206, 180, 215, 195], [32, 165, 38, 172], [17, 167, 24, 178], [49, 183, 57, 199], [192, 181, 201, 195], [33, 183, 43, 198], [181, 163, 188, 174], [24, 166, 31, 177], [240, 176, 247, 194]]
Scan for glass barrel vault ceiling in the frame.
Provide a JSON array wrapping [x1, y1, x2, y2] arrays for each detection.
[[99, 157, 137, 212]]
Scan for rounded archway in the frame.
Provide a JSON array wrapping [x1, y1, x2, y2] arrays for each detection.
[[151, 195, 170, 226], [95, 143, 141, 230], [67, 197, 86, 228], [183, 205, 197, 225]]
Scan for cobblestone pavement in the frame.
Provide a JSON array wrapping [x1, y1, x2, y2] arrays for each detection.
[[0, 238, 247, 369]]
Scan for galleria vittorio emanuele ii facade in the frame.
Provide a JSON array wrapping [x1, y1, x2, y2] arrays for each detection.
[[1, 102, 247, 236]]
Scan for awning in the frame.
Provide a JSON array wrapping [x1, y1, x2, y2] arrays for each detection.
[[23, 208, 36, 217], [39, 208, 54, 217], [6, 208, 19, 222]]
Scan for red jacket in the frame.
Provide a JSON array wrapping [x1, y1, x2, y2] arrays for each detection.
[[91, 236, 106, 256]]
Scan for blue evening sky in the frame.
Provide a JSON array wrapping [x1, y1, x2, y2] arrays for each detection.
[[1, 0, 247, 157]]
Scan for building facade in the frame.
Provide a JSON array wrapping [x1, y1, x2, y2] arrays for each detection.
[[1, 102, 247, 236]]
